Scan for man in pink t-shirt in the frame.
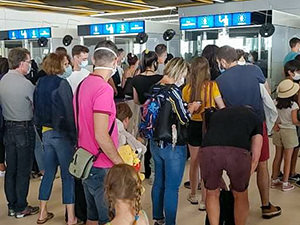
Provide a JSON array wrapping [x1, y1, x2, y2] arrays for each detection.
[[74, 40, 123, 225]]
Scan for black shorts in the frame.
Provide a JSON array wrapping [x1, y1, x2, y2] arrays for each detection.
[[187, 120, 203, 147]]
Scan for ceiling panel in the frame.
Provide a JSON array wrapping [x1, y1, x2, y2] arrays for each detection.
[[0, 0, 253, 17]]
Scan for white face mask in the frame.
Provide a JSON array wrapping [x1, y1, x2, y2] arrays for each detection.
[[94, 66, 117, 78], [293, 72, 300, 81], [175, 77, 185, 87], [80, 60, 88, 68], [238, 61, 246, 66], [93, 47, 118, 77], [26, 64, 31, 75]]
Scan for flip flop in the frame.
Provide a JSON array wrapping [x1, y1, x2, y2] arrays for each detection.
[[37, 212, 54, 224]]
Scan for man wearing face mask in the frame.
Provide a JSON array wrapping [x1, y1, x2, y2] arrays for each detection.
[[74, 41, 123, 225], [109, 48, 126, 99], [67, 45, 90, 93], [0, 48, 39, 218], [215, 46, 281, 220]]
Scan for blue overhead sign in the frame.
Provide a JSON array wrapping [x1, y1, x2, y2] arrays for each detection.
[[214, 14, 232, 27], [180, 17, 197, 30], [116, 22, 130, 34], [129, 21, 145, 33], [180, 12, 252, 30], [8, 27, 51, 40], [90, 24, 102, 35], [198, 15, 214, 28], [88, 21, 145, 36], [232, 12, 251, 26]]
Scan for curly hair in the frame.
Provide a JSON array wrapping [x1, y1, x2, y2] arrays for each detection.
[[105, 164, 143, 224]]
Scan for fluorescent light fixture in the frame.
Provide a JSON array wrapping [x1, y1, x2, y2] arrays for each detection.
[[0, 0, 102, 13], [213, 0, 225, 3], [124, 14, 179, 21], [103, 0, 157, 9], [90, 6, 176, 17]]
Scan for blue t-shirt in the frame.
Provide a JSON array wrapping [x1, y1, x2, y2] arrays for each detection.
[[283, 51, 299, 65], [216, 65, 266, 122]]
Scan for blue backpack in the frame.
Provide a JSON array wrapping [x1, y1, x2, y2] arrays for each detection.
[[139, 88, 166, 139]]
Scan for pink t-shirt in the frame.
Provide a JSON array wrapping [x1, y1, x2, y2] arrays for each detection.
[[74, 74, 118, 168]]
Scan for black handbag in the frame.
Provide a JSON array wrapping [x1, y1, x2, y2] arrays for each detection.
[[202, 81, 217, 135], [153, 85, 188, 145]]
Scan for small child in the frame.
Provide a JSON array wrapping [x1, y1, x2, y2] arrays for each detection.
[[116, 102, 146, 157], [104, 164, 149, 225], [272, 79, 300, 191]]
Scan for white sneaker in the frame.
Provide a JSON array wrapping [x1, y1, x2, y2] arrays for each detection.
[[198, 201, 206, 211], [282, 182, 295, 192], [0, 170, 5, 177], [187, 194, 199, 205]]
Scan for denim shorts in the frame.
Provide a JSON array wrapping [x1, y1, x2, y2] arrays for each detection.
[[82, 167, 109, 224]]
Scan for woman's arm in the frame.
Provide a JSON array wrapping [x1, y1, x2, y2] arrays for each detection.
[[168, 88, 194, 125], [133, 88, 141, 105], [291, 109, 300, 126], [214, 96, 225, 109]]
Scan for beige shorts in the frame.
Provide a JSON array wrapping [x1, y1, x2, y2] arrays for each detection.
[[272, 128, 299, 149]]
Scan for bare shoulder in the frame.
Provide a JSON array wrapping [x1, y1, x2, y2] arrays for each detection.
[[138, 210, 149, 225]]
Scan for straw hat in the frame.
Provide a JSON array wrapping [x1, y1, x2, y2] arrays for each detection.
[[277, 79, 299, 98]]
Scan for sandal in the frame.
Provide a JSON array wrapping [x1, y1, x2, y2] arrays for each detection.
[[37, 212, 54, 224]]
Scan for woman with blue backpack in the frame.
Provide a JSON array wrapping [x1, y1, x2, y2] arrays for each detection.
[[143, 57, 200, 225]]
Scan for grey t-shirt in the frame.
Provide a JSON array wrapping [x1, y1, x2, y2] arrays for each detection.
[[156, 63, 165, 75], [0, 70, 35, 121]]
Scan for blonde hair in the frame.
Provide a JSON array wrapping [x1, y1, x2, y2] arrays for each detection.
[[163, 57, 190, 82], [105, 164, 143, 225], [187, 57, 211, 102]]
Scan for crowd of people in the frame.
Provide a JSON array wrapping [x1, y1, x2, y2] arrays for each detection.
[[0, 36, 299, 225]]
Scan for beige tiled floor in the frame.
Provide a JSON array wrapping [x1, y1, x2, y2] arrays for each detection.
[[0, 141, 299, 225]]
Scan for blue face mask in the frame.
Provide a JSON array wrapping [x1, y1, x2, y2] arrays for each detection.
[[79, 60, 88, 68], [59, 65, 72, 79], [218, 64, 226, 73]]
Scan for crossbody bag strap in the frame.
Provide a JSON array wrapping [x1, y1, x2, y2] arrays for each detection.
[[75, 79, 86, 148]]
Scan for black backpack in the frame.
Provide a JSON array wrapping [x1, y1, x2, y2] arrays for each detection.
[[205, 190, 235, 225]]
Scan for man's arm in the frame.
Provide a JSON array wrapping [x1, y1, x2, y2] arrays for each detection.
[[94, 112, 123, 165], [250, 134, 263, 175]]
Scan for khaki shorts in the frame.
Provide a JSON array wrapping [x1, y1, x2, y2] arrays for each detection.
[[272, 128, 299, 149]]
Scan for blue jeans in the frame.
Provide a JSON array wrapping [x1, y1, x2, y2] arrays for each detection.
[[150, 141, 187, 225], [82, 167, 109, 224], [4, 121, 35, 212], [38, 130, 75, 204]]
